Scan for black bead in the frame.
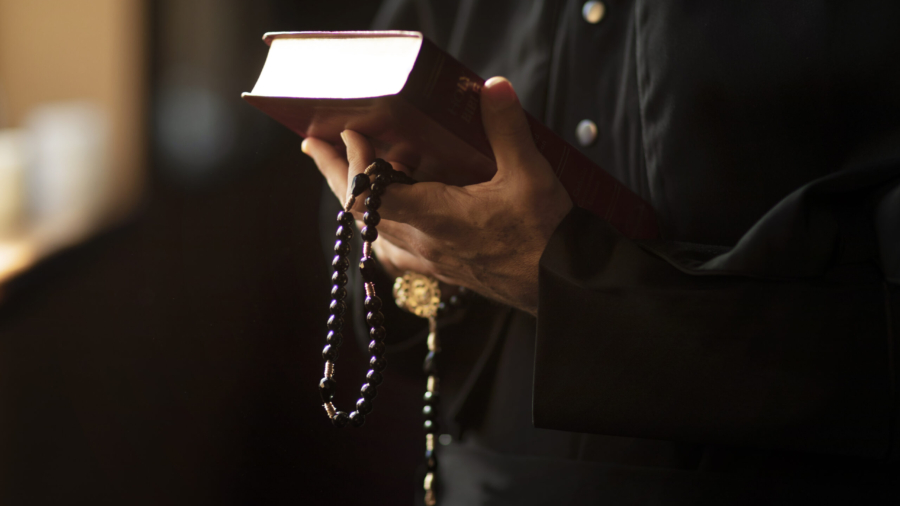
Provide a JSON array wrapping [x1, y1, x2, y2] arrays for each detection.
[[370, 181, 386, 195], [322, 344, 338, 361], [349, 411, 366, 428], [350, 173, 371, 197], [337, 210, 354, 226], [423, 351, 438, 374], [370, 356, 388, 372], [332, 271, 348, 287], [423, 391, 438, 405], [361, 383, 378, 400], [319, 377, 336, 402], [356, 398, 373, 414], [368, 340, 385, 358], [425, 450, 438, 471], [327, 315, 343, 331], [363, 211, 381, 227], [334, 239, 351, 256], [370, 326, 386, 341], [364, 295, 382, 312], [326, 330, 343, 347], [374, 173, 390, 185], [370, 158, 391, 174], [366, 311, 384, 327], [365, 194, 381, 211], [359, 257, 377, 281], [329, 299, 345, 316], [332, 411, 350, 428], [424, 419, 439, 434], [366, 370, 383, 386], [336, 225, 353, 240], [331, 285, 347, 300], [361, 226, 378, 242], [423, 404, 436, 419], [332, 255, 350, 273]]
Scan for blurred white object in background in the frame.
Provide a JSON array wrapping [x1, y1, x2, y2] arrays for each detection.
[[0, 102, 111, 286], [26, 102, 110, 252], [0, 128, 27, 237], [0, 128, 34, 284]]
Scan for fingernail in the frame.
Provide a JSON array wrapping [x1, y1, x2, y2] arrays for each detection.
[[301, 138, 310, 154], [339, 130, 349, 144], [482, 77, 518, 111]]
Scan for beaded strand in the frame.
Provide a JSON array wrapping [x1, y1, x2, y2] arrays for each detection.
[[319, 158, 446, 505], [318, 159, 415, 428]]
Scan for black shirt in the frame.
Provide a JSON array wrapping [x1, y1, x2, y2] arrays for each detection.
[[367, 0, 900, 503]]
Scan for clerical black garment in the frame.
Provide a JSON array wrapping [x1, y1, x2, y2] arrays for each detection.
[[322, 0, 900, 503]]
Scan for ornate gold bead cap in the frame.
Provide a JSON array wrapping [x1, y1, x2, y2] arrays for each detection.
[[393, 272, 441, 319]]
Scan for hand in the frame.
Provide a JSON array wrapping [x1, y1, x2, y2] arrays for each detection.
[[302, 77, 573, 316]]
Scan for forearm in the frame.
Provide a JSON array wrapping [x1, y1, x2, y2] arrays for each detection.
[[533, 205, 895, 458]]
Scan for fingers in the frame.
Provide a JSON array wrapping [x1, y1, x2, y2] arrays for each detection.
[[342, 130, 442, 224], [370, 236, 432, 279], [303, 130, 379, 212], [370, 219, 420, 253], [376, 181, 451, 228], [340, 130, 376, 206], [302, 137, 349, 200], [303, 130, 452, 230], [480, 77, 544, 182]]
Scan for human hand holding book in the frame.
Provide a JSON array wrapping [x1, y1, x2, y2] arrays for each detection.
[[243, 31, 656, 239], [244, 30, 659, 313], [303, 77, 572, 315]]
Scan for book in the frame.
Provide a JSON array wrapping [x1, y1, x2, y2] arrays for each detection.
[[242, 31, 658, 239]]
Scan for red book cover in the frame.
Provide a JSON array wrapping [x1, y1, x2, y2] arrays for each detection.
[[243, 31, 658, 239]]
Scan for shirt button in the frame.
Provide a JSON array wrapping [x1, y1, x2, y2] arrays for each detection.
[[582, 1, 606, 24], [576, 119, 598, 146]]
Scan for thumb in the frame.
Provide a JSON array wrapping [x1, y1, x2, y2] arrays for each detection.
[[480, 77, 542, 180]]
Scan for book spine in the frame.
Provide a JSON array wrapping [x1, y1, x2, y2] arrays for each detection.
[[400, 38, 659, 240]]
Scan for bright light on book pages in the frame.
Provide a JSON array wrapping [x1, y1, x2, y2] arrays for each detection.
[[250, 33, 424, 99]]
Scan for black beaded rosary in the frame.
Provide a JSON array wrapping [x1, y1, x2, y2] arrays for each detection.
[[319, 159, 443, 505]]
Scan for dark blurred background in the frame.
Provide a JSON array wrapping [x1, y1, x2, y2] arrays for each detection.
[[0, 1, 427, 504]]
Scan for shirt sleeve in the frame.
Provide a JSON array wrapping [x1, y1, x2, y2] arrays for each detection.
[[533, 158, 900, 459]]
